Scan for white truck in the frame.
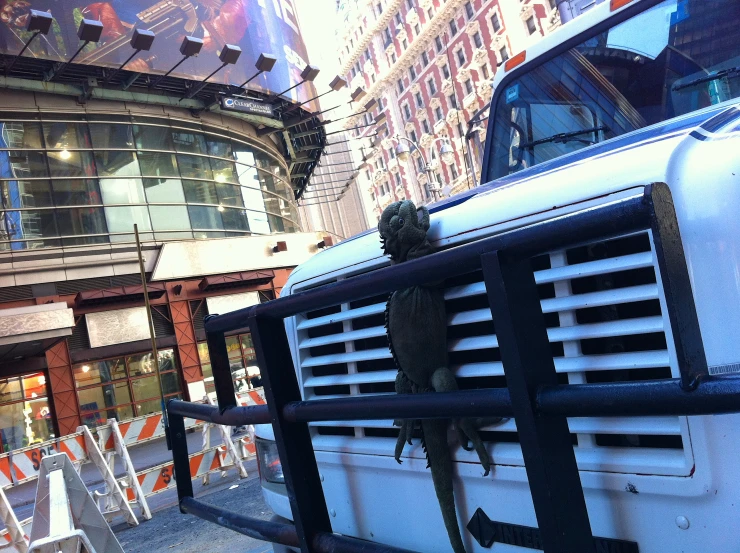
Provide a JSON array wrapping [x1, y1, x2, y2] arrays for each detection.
[[252, 0, 740, 551]]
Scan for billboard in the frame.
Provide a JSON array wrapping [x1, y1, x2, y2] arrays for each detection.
[[0, 0, 316, 104]]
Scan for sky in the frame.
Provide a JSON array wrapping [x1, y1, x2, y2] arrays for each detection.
[[294, 0, 354, 124]]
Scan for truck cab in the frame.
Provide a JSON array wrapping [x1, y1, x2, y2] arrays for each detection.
[[255, 1, 740, 551]]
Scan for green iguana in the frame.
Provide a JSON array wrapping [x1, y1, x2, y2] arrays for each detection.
[[380, 200, 492, 553]]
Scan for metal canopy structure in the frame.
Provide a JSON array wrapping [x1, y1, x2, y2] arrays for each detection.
[[0, 53, 326, 200], [166, 183, 725, 553]]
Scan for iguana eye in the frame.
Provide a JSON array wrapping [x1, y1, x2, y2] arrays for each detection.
[[398, 217, 404, 226]]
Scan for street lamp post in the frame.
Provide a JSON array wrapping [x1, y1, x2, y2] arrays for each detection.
[[393, 135, 455, 201]]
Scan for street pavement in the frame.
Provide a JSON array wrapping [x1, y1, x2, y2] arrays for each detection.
[[3, 426, 279, 553]]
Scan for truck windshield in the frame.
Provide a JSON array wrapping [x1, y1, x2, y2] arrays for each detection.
[[488, 0, 740, 179]]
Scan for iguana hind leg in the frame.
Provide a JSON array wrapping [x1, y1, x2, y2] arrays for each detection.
[[394, 371, 415, 464], [431, 367, 492, 475]]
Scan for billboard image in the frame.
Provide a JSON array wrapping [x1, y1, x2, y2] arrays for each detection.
[[0, 0, 316, 104]]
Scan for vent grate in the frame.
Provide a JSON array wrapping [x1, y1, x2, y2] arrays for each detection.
[[0, 285, 33, 302], [68, 319, 91, 351], [151, 306, 175, 337], [293, 231, 691, 476]]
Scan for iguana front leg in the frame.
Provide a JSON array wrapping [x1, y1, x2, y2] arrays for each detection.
[[394, 371, 414, 464], [431, 367, 492, 475]]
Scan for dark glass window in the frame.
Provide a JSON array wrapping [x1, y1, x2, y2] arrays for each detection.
[[137, 152, 178, 177], [491, 13, 501, 32], [51, 179, 101, 206], [89, 123, 134, 149], [1, 180, 53, 207], [172, 131, 208, 154], [55, 207, 108, 238], [133, 124, 174, 150], [42, 122, 91, 150], [94, 151, 140, 177], [188, 205, 224, 230], [221, 208, 250, 232], [177, 154, 213, 180], [47, 151, 96, 178]]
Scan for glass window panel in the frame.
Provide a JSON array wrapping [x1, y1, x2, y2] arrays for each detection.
[[241, 189, 270, 234], [235, 161, 260, 189], [0, 402, 25, 451], [1, 181, 52, 207], [206, 136, 232, 158], [143, 178, 185, 203], [56, 207, 108, 239], [137, 152, 178, 177], [221, 208, 250, 232], [47, 150, 96, 178], [177, 155, 212, 180], [135, 395, 180, 417], [25, 397, 54, 444], [194, 231, 225, 239], [215, 183, 243, 207], [268, 214, 299, 234], [183, 180, 218, 204], [42, 122, 91, 149], [197, 343, 211, 365], [94, 151, 141, 177], [210, 159, 238, 184], [225, 336, 241, 360], [16, 210, 58, 240], [104, 206, 151, 233], [81, 405, 133, 428], [154, 231, 193, 241], [73, 359, 126, 387], [51, 179, 101, 206], [133, 124, 174, 150], [127, 349, 176, 377], [22, 373, 46, 399], [99, 179, 146, 204], [1, 151, 49, 179], [0, 378, 22, 402], [130, 375, 161, 402], [77, 381, 132, 412], [172, 131, 207, 154], [0, 121, 43, 149], [89, 123, 134, 149], [161, 371, 181, 395], [187, 206, 223, 230], [149, 205, 190, 231]]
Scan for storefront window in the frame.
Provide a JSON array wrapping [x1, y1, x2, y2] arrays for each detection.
[[73, 348, 182, 426], [0, 372, 54, 452], [197, 333, 262, 401]]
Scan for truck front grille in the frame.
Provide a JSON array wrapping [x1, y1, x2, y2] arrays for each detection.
[[294, 231, 693, 477]]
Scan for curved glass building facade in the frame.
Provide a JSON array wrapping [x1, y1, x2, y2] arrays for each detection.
[[0, 112, 300, 250]]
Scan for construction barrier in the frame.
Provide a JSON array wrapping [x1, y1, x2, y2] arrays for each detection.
[[27, 453, 124, 553], [0, 392, 261, 551]]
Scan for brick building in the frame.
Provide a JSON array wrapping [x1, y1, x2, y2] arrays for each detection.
[[335, 0, 561, 220]]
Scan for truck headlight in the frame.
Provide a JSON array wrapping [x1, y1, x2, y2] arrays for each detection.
[[256, 437, 284, 484]]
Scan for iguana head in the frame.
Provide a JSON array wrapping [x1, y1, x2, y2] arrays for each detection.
[[378, 200, 433, 263]]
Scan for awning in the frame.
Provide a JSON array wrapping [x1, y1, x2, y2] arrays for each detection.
[[75, 283, 167, 307], [0, 303, 74, 364], [198, 270, 275, 292]]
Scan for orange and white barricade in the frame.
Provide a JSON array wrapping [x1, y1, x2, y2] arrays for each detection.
[[201, 395, 248, 484], [235, 387, 266, 407]]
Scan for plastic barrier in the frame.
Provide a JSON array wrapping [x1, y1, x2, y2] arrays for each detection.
[[27, 453, 124, 553]]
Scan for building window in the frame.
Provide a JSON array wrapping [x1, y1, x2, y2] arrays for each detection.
[[403, 104, 412, 120], [473, 31, 483, 49], [435, 106, 444, 121], [416, 156, 425, 172], [415, 91, 424, 107], [366, 169, 371, 181], [384, 27, 392, 44], [406, 0, 414, 9], [366, 49, 372, 62], [414, 23, 421, 35], [428, 77, 437, 95], [464, 78, 474, 95], [464, 1, 474, 19], [398, 78, 405, 93], [456, 49, 466, 67], [435, 36, 444, 52], [491, 12, 501, 32], [409, 130, 418, 143], [0, 372, 54, 451], [197, 335, 261, 400], [450, 164, 459, 180], [549, 0, 557, 9], [499, 46, 509, 62], [442, 63, 450, 79], [409, 65, 417, 80], [395, 172, 402, 187], [395, 12, 402, 25], [448, 94, 457, 108], [526, 16, 537, 35], [391, 51, 397, 63], [481, 64, 490, 79], [421, 50, 429, 66], [449, 19, 458, 36], [376, 2, 382, 15], [427, 7, 434, 19], [402, 38, 408, 49], [457, 121, 465, 136], [74, 349, 183, 428], [422, 119, 431, 134]]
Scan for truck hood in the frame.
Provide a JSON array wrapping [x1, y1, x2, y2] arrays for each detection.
[[285, 100, 740, 293]]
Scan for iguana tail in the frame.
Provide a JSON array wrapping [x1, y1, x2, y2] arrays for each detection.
[[421, 419, 466, 553]]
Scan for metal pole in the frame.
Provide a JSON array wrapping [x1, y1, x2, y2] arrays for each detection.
[[134, 224, 171, 449]]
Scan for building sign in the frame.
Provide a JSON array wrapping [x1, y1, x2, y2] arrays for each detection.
[[220, 97, 275, 118], [206, 291, 260, 316], [0, 0, 316, 104], [86, 306, 151, 348]]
